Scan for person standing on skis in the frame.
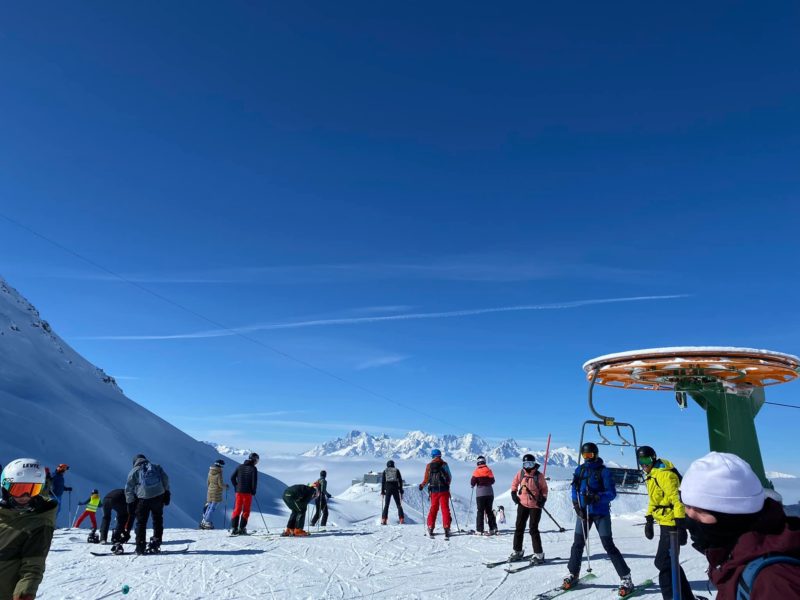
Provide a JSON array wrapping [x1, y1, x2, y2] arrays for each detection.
[[563, 442, 635, 596], [509, 455, 547, 563], [51, 464, 72, 527], [282, 483, 320, 536], [471, 455, 497, 536], [310, 470, 331, 528], [638, 445, 698, 600], [381, 460, 405, 524], [201, 459, 228, 530], [418, 449, 453, 538], [73, 489, 101, 532], [125, 454, 170, 555], [230, 453, 258, 536]]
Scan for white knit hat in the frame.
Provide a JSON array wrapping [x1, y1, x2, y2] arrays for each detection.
[[680, 451, 765, 514]]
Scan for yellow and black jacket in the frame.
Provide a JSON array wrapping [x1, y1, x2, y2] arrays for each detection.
[[645, 458, 685, 526]]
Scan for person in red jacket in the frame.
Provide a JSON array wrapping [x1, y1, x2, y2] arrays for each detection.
[[418, 449, 453, 538], [681, 451, 800, 599]]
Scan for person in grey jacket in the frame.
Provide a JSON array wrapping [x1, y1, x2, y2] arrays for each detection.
[[125, 454, 170, 555]]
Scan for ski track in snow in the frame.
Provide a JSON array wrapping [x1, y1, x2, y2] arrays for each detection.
[[39, 520, 716, 599]]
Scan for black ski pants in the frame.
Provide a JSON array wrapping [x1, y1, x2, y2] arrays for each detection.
[[382, 489, 404, 520], [512, 504, 542, 552], [311, 496, 328, 526], [134, 496, 164, 546], [287, 505, 308, 530], [654, 525, 694, 600], [476, 495, 497, 533], [99, 498, 129, 543], [567, 514, 630, 578]]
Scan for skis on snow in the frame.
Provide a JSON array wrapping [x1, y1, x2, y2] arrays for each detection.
[[484, 554, 533, 568], [504, 556, 563, 574], [534, 573, 597, 599]]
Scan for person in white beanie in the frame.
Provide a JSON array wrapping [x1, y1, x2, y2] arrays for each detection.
[[681, 451, 800, 599]]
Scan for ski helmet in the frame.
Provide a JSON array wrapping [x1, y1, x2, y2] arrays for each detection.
[[522, 453, 535, 462], [248, 452, 260, 463], [498, 505, 504, 511], [476, 456, 486, 466], [320, 470, 327, 478], [132, 454, 146, 466], [581, 442, 599, 460], [636, 446, 657, 466], [214, 459, 225, 467], [431, 449, 442, 458], [386, 460, 395, 468], [56, 463, 69, 473], [1, 458, 46, 500], [91, 489, 99, 495]]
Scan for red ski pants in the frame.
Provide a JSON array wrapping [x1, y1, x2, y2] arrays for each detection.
[[427, 491, 452, 529], [231, 493, 253, 520], [74, 510, 97, 529]]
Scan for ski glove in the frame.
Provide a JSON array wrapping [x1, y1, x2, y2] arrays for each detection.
[[78, 502, 86, 506], [644, 515, 654, 540], [418, 484, 424, 490], [674, 518, 688, 546], [511, 491, 520, 505], [572, 500, 585, 518], [64, 486, 73, 492], [584, 493, 600, 505], [163, 490, 171, 506], [538, 495, 547, 507]]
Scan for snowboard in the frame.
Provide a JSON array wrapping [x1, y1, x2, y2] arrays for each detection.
[[91, 546, 189, 557]]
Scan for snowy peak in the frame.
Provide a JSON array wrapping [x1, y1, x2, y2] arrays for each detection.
[[203, 441, 253, 460]]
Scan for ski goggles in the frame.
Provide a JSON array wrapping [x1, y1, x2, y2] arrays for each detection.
[[522, 461, 536, 470], [2, 482, 43, 498], [581, 452, 596, 460], [638, 456, 654, 466]]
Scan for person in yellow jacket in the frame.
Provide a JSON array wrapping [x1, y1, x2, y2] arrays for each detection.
[[73, 490, 101, 531], [638, 446, 698, 600]]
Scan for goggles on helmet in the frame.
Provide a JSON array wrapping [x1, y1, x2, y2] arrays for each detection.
[[522, 460, 536, 470], [581, 451, 596, 460], [3, 481, 43, 498], [637, 456, 654, 466]]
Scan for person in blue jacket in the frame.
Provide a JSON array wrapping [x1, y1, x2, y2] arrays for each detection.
[[52, 463, 72, 526], [562, 443, 634, 596]]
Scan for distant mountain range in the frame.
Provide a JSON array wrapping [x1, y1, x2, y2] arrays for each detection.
[[202, 442, 253, 459], [300, 430, 579, 467]]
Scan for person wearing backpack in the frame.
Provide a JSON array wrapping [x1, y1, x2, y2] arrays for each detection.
[[201, 459, 228, 530], [230, 453, 259, 536], [310, 470, 332, 528], [508, 455, 547, 562], [471, 455, 498, 536], [124, 454, 170, 555], [381, 460, 405, 524], [418, 449, 453, 537], [681, 451, 800, 599], [637, 445, 698, 600], [563, 442, 635, 596]]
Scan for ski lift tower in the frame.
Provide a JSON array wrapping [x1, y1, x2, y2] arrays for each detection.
[[582, 347, 800, 489]]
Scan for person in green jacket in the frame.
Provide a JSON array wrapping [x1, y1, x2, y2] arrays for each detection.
[[0, 458, 58, 600], [281, 483, 320, 537]]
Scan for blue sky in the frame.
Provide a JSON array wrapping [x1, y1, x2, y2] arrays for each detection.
[[2, 2, 799, 471]]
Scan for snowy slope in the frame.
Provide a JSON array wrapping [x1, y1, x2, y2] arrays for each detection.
[[0, 276, 286, 528]]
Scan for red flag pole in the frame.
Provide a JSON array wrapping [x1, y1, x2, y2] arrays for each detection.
[[543, 433, 552, 477]]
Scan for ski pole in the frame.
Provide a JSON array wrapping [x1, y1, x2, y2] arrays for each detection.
[[67, 490, 72, 529], [467, 487, 474, 531], [542, 506, 566, 532], [253, 495, 271, 534], [669, 529, 681, 600], [449, 496, 461, 532], [577, 494, 592, 573]]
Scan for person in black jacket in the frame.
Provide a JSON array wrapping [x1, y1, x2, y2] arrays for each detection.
[[381, 460, 405, 525], [98, 488, 130, 545], [281, 483, 320, 536], [230, 452, 259, 535], [310, 470, 332, 528]]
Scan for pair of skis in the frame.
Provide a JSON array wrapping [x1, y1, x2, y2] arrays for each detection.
[[534, 575, 654, 599]]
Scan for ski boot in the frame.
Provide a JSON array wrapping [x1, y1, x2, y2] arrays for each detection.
[[380, 517, 388, 525], [508, 550, 524, 562], [427, 526, 434, 537], [87, 529, 100, 544], [135, 542, 147, 556], [281, 528, 294, 537], [398, 516, 404, 524], [293, 529, 310, 537], [488, 528, 498, 536], [147, 537, 161, 554], [562, 573, 579, 590], [531, 553, 545, 565], [237, 517, 248, 535], [444, 528, 451, 539], [230, 528, 240, 536], [111, 542, 125, 555], [618, 575, 635, 597]]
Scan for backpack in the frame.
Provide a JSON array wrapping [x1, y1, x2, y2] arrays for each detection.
[[428, 461, 448, 488], [736, 554, 800, 599], [385, 467, 399, 483], [139, 462, 162, 489], [573, 464, 606, 496]]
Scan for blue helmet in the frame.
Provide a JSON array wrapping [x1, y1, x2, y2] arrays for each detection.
[[431, 448, 442, 458]]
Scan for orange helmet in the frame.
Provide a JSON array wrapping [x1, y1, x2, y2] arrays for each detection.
[[56, 464, 69, 472]]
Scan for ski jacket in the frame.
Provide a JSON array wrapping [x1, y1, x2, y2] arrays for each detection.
[[231, 460, 258, 495], [702, 498, 800, 599], [645, 458, 685, 526], [511, 469, 548, 509], [381, 467, 404, 495], [125, 457, 169, 503], [102, 489, 127, 510], [570, 459, 616, 516], [283, 484, 317, 511], [420, 458, 452, 493], [79, 493, 101, 513], [207, 464, 225, 503], [51, 472, 65, 497], [471, 465, 496, 497], [0, 495, 58, 600]]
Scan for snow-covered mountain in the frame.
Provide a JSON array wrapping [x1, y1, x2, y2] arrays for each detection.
[[302, 430, 579, 467], [203, 441, 253, 459], [0, 276, 286, 527]]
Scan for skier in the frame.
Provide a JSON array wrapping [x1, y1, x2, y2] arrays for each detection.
[[73, 489, 101, 532], [230, 452, 259, 535], [563, 442, 634, 596], [0, 458, 58, 600], [638, 445, 697, 600], [495, 505, 506, 525], [201, 459, 228, 529], [98, 488, 130, 545], [681, 451, 800, 599], [381, 460, 405, 524], [51, 463, 72, 526], [471, 455, 497, 536], [282, 483, 320, 536], [509, 455, 548, 563], [125, 453, 170, 555], [310, 470, 332, 528], [418, 449, 453, 537]]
